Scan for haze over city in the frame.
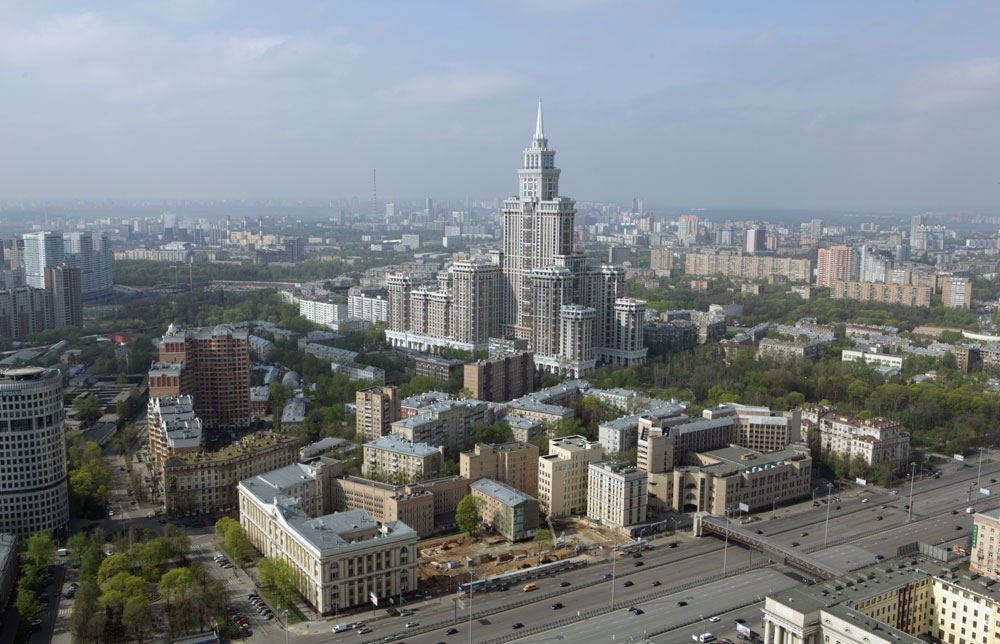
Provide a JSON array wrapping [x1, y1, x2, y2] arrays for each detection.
[[2, 1, 999, 212]]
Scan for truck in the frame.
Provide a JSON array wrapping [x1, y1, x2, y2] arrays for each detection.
[[693, 635, 715, 643], [57, 548, 69, 557]]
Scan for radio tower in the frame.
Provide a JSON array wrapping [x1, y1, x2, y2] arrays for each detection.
[[371, 168, 377, 219]]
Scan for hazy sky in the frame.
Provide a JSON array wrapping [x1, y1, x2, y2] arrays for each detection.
[[2, 1, 999, 212]]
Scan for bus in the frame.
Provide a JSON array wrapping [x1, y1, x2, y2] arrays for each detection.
[[617, 541, 652, 556]]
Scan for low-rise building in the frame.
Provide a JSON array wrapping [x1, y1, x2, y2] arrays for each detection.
[[460, 441, 539, 496], [505, 415, 544, 442], [162, 431, 300, 517], [330, 475, 469, 538], [469, 478, 539, 542], [805, 410, 910, 471], [757, 337, 827, 361], [649, 443, 811, 515], [280, 397, 308, 432], [250, 385, 270, 417], [414, 355, 464, 381], [538, 435, 604, 517], [238, 474, 417, 616], [586, 461, 647, 529], [363, 434, 442, 481], [841, 348, 905, 369]]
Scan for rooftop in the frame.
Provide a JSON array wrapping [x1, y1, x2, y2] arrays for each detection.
[[470, 478, 537, 507], [365, 433, 440, 458], [165, 431, 298, 466]]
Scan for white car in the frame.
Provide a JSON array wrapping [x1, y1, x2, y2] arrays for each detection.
[[405, 621, 418, 628], [861, 498, 869, 503], [709, 616, 721, 623]]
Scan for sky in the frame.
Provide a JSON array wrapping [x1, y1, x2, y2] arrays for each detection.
[[1, 0, 999, 213]]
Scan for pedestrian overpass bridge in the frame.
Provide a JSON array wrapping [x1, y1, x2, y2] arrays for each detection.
[[694, 512, 846, 580]]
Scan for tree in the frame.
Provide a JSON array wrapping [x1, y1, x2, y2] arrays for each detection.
[[25, 531, 56, 570], [122, 596, 153, 644], [214, 516, 237, 539], [14, 585, 40, 627], [72, 394, 102, 426], [472, 421, 512, 444], [533, 529, 552, 545], [456, 495, 485, 537], [223, 522, 255, 564], [97, 553, 132, 584]]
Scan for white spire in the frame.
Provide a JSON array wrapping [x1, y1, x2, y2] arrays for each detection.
[[535, 99, 545, 140]]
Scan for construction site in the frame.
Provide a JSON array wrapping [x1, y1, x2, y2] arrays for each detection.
[[416, 518, 639, 593]]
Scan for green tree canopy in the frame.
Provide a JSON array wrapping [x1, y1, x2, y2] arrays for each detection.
[[456, 495, 485, 537]]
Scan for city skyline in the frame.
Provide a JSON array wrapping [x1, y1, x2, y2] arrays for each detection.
[[0, 2, 998, 212]]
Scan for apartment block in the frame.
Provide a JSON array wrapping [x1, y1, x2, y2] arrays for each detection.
[[803, 407, 910, 470], [0, 287, 50, 340], [43, 265, 82, 328], [347, 286, 389, 323], [586, 461, 647, 529], [147, 395, 203, 468], [299, 298, 348, 329], [460, 441, 539, 497], [757, 338, 827, 361], [414, 355, 464, 381], [971, 507, 1000, 580], [538, 435, 604, 517], [356, 386, 402, 441], [330, 475, 469, 538], [830, 281, 933, 307], [684, 250, 812, 282], [153, 324, 251, 429], [469, 478, 539, 542], [389, 398, 501, 454], [362, 434, 442, 480], [239, 465, 418, 616], [463, 351, 535, 402], [941, 277, 972, 309], [841, 349, 905, 369], [816, 245, 856, 287], [162, 431, 300, 517]]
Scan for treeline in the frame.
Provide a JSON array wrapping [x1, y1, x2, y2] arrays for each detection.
[[627, 277, 981, 331]]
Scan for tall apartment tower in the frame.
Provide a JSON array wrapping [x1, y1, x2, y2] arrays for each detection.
[[356, 386, 401, 441], [151, 324, 251, 429], [0, 287, 51, 340], [742, 227, 767, 253], [450, 260, 503, 345], [22, 232, 65, 288], [63, 232, 113, 300], [0, 367, 70, 537], [502, 101, 577, 339], [816, 246, 857, 287], [44, 265, 83, 328]]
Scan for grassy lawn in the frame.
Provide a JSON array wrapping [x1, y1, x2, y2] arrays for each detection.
[[259, 586, 307, 624]]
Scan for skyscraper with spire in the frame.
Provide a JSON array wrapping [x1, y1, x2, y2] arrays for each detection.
[[386, 102, 646, 377]]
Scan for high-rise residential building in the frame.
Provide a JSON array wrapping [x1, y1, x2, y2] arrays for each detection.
[[816, 246, 857, 287], [460, 441, 539, 497], [910, 214, 926, 246], [148, 395, 203, 468], [650, 247, 673, 272], [0, 287, 50, 340], [808, 218, 824, 240], [22, 232, 64, 289], [347, 287, 389, 323], [677, 215, 699, 244], [858, 246, 893, 284], [356, 386, 401, 441], [150, 324, 251, 429], [63, 232, 113, 300], [464, 351, 535, 402], [44, 265, 83, 328], [941, 277, 972, 309], [386, 103, 647, 376], [538, 435, 604, 518], [0, 367, 70, 538], [742, 227, 767, 253]]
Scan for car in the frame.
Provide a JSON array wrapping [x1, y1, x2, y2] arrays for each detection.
[[800, 532, 808, 537], [652, 581, 661, 587], [247, 593, 257, 599], [65, 591, 75, 599], [630, 607, 644, 615], [69, 583, 79, 590], [352, 622, 366, 629], [603, 574, 613, 580], [357, 627, 372, 635], [242, 631, 253, 637], [31, 618, 43, 627], [240, 623, 251, 630], [709, 616, 721, 623], [952, 510, 960, 515], [632, 553, 642, 558], [108, 511, 115, 517], [499, 586, 509, 591], [446, 629, 459, 635], [755, 529, 763, 535], [734, 618, 746, 624], [669, 542, 678, 548], [623, 581, 634, 587], [511, 623, 524, 630], [791, 542, 800, 547], [677, 601, 688, 607], [551, 602, 564, 610], [967, 507, 975, 514], [876, 515, 883, 520], [956, 525, 964, 531], [158, 519, 166, 524], [263, 614, 274, 620], [835, 505, 841, 510], [222, 563, 233, 569], [404, 621, 419, 628], [991, 479, 997, 484], [875, 555, 885, 560], [120, 466, 125, 471], [39, 601, 49, 609], [861, 498, 869, 503], [881, 504, 888, 509], [560, 581, 571, 587], [236, 618, 249, 624], [634, 561, 644, 567]]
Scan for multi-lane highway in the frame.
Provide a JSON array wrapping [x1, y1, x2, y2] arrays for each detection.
[[301, 459, 1000, 644]]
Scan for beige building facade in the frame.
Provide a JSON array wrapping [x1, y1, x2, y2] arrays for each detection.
[[460, 441, 539, 496], [356, 386, 401, 441], [684, 250, 812, 282], [538, 435, 603, 517], [586, 461, 647, 529], [362, 434, 442, 480]]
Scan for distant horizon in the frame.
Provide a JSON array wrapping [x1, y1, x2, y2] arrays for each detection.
[[1, 3, 999, 212]]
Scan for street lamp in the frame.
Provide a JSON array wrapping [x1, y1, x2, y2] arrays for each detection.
[[722, 507, 732, 576], [976, 447, 987, 507], [823, 483, 834, 546], [610, 537, 619, 609], [468, 570, 474, 644], [907, 462, 917, 522], [282, 609, 289, 644], [812, 487, 820, 502]]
